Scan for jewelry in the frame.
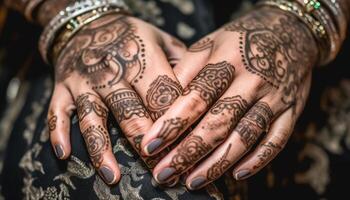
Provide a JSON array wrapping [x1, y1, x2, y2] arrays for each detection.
[[51, 7, 126, 65], [24, 0, 45, 22], [39, 0, 130, 64], [257, 0, 330, 65]]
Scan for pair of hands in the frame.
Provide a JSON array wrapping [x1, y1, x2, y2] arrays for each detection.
[[47, 7, 318, 189]]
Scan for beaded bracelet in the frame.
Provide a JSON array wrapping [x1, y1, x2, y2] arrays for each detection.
[[257, 0, 330, 66], [39, 0, 130, 64]]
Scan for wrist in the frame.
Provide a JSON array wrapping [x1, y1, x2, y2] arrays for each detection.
[[36, 0, 71, 27]]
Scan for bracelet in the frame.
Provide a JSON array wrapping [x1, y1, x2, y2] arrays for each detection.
[[319, 0, 347, 43], [257, 0, 329, 66], [51, 7, 126, 65], [24, 0, 45, 22], [39, 0, 130, 64], [295, 0, 343, 64]]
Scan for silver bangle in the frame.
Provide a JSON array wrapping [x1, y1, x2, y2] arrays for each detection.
[[39, 0, 130, 64]]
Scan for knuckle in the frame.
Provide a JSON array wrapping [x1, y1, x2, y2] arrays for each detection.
[[121, 117, 149, 138], [184, 93, 207, 115]]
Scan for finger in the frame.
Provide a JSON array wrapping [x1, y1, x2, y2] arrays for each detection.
[[232, 107, 295, 180], [173, 35, 217, 87], [181, 99, 277, 189], [231, 73, 313, 180], [74, 90, 120, 185], [48, 84, 75, 160], [159, 31, 187, 68], [142, 60, 235, 156]]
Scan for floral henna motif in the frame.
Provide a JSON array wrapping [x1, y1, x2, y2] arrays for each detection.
[[82, 125, 110, 168], [170, 136, 211, 174], [146, 75, 182, 120], [76, 93, 108, 122], [56, 15, 146, 89], [184, 61, 235, 106], [225, 8, 317, 107]]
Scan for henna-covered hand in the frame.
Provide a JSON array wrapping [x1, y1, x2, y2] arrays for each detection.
[[141, 7, 318, 189], [47, 13, 186, 185]]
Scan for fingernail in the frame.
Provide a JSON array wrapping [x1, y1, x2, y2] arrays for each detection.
[[54, 144, 64, 159], [145, 138, 163, 154], [189, 176, 207, 190], [99, 166, 116, 184], [235, 169, 251, 180], [157, 167, 176, 183]]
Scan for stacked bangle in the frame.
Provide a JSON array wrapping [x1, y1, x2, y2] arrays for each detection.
[[24, 0, 45, 22], [51, 7, 127, 65], [257, 0, 329, 65], [39, 0, 130, 64]]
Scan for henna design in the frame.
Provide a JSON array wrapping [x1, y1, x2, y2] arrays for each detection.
[[184, 61, 235, 106], [146, 75, 182, 120], [188, 37, 214, 53], [105, 88, 149, 123], [82, 125, 109, 168], [235, 119, 260, 149], [157, 117, 189, 142], [76, 93, 108, 122], [253, 142, 282, 170], [225, 8, 317, 107], [207, 144, 232, 181], [244, 102, 273, 130], [210, 95, 248, 124], [48, 115, 58, 132], [57, 15, 146, 89], [235, 102, 273, 149], [170, 136, 211, 174]]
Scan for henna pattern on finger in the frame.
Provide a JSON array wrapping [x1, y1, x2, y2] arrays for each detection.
[[202, 96, 249, 144], [82, 125, 110, 168], [235, 102, 273, 149], [56, 15, 146, 89], [105, 88, 149, 123], [207, 143, 232, 181], [170, 136, 212, 174], [157, 117, 189, 142], [253, 141, 282, 170], [224, 8, 317, 108], [235, 119, 260, 149], [146, 75, 183, 120], [188, 37, 214, 53], [244, 102, 273, 130], [48, 115, 58, 132], [76, 93, 108, 122], [184, 61, 235, 106]]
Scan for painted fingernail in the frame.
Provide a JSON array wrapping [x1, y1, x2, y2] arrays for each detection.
[[54, 144, 64, 159], [157, 167, 176, 183], [145, 138, 163, 154], [189, 176, 207, 190], [99, 166, 116, 184], [235, 169, 251, 180]]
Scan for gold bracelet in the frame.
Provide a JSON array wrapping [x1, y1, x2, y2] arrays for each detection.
[[50, 7, 127, 65], [257, 0, 329, 66]]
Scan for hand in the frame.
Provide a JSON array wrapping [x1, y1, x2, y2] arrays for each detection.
[[47, 13, 186, 185], [141, 7, 318, 189]]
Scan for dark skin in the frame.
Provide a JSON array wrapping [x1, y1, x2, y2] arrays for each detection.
[[4, 0, 350, 187]]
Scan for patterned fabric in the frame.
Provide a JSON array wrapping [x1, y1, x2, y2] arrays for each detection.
[[0, 0, 349, 199]]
